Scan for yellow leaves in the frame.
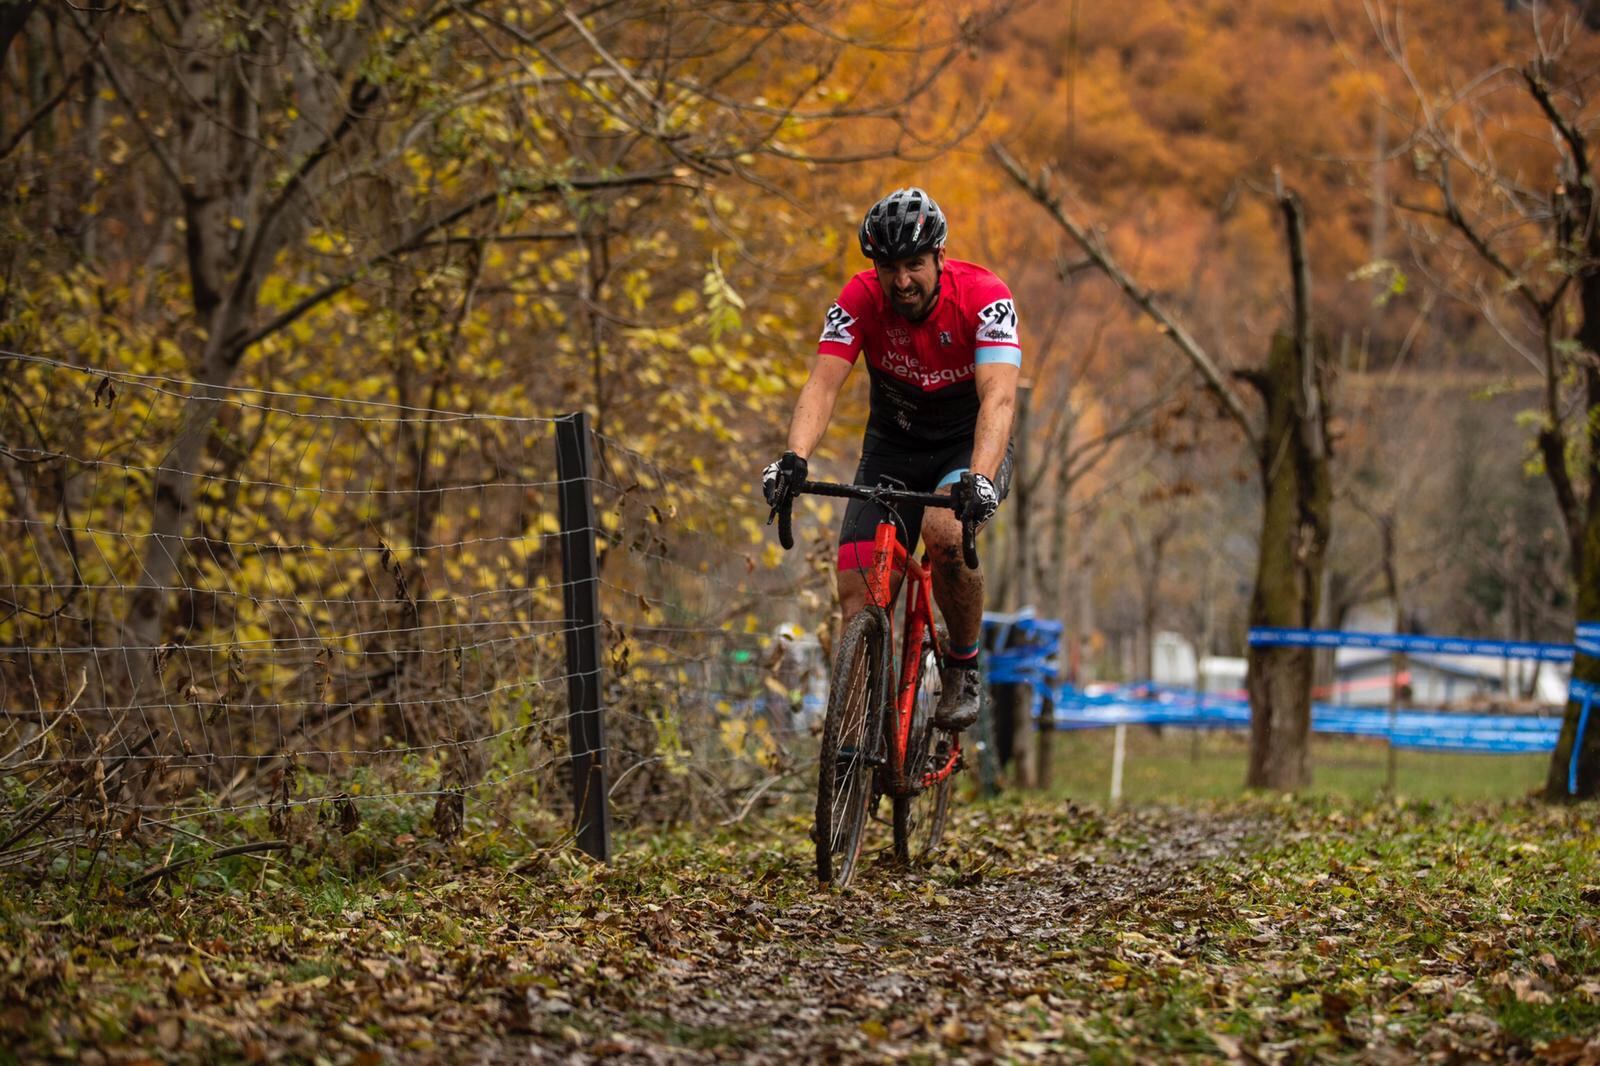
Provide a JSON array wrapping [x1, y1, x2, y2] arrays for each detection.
[[508, 533, 544, 561], [459, 104, 513, 144], [702, 259, 745, 341], [233, 623, 273, 650], [624, 327, 684, 353], [718, 712, 779, 768], [306, 230, 338, 255], [621, 271, 653, 313], [403, 148, 435, 191], [173, 957, 217, 1002], [718, 714, 745, 754]]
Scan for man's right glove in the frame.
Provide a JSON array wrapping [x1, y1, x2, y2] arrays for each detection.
[[762, 451, 808, 509], [952, 471, 999, 530]]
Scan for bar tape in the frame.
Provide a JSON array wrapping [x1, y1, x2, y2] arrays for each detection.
[[1248, 627, 1574, 662]]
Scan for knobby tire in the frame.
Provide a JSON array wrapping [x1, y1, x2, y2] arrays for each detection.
[[816, 608, 887, 886]]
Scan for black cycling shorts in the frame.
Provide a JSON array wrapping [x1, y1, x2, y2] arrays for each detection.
[[836, 431, 1013, 571]]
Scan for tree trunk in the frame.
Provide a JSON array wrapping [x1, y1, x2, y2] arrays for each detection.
[[1010, 384, 1032, 610], [1049, 399, 1077, 622], [1246, 333, 1333, 790], [1544, 444, 1600, 799], [0, 1, 39, 75], [120, 324, 251, 700], [1542, 188, 1600, 797]]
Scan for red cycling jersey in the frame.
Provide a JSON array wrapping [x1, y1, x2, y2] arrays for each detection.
[[816, 259, 1021, 444]]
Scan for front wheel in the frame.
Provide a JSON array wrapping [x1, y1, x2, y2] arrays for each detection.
[[816, 608, 888, 886], [893, 640, 954, 863]]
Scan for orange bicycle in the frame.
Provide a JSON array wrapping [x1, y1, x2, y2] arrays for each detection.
[[773, 476, 979, 886]]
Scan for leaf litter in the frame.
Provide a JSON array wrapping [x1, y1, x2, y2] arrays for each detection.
[[1, 795, 1598, 1062]]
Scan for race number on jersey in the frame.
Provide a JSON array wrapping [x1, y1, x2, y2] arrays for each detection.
[[819, 303, 856, 345], [975, 299, 1018, 345]]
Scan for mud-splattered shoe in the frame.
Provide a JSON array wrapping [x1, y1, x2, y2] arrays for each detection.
[[931, 664, 982, 732]]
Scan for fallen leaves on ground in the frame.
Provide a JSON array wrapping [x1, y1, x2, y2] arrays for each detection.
[[2, 794, 1599, 1062]]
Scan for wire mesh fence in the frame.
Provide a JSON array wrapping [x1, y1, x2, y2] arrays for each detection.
[[584, 429, 837, 830], [0, 353, 830, 877]]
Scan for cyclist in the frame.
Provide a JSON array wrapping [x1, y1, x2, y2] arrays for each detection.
[[763, 187, 1020, 733]]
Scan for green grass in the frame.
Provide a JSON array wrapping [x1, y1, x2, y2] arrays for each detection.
[[1033, 726, 1548, 804]]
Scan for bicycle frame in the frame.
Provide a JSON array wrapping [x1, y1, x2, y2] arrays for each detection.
[[861, 520, 962, 795], [779, 475, 977, 883]]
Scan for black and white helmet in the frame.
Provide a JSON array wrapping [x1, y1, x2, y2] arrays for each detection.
[[858, 187, 948, 262]]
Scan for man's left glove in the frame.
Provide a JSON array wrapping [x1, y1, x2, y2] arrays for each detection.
[[762, 451, 808, 509], [952, 471, 999, 529]]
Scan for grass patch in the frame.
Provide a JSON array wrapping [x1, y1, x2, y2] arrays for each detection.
[[1037, 726, 1546, 804]]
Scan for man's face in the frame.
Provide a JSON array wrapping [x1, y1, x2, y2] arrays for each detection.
[[876, 250, 943, 321]]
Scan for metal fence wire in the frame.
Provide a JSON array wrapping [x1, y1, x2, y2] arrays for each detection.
[[0, 354, 827, 875]]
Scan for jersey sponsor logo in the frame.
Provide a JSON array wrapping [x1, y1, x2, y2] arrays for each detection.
[[884, 357, 973, 389], [975, 298, 1018, 344], [878, 342, 972, 389], [820, 303, 856, 345], [938, 331, 953, 346], [886, 327, 910, 346], [881, 346, 923, 374]]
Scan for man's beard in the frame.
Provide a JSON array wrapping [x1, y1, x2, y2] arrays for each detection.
[[889, 286, 934, 321]]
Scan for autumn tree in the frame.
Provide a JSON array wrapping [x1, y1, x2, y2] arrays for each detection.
[[1370, 4, 1600, 797], [999, 149, 1333, 790], [0, 0, 1007, 808]]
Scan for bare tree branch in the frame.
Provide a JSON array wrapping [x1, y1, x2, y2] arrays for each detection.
[[991, 143, 1262, 450], [230, 166, 687, 357]]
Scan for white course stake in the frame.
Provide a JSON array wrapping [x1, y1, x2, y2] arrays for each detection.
[[1110, 723, 1126, 806]]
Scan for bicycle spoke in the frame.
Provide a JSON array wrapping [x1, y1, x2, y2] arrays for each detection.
[[816, 609, 886, 886]]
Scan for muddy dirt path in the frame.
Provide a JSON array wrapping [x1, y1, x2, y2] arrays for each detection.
[[487, 805, 1263, 1063]]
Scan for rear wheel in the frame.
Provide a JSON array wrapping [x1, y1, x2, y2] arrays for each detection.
[[893, 639, 954, 863], [816, 608, 887, 886]]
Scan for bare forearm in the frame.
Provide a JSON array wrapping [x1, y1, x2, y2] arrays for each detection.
[[787, 356, 852, 458], [786, 380, 831, 457], [970, 391, 1015, 480]]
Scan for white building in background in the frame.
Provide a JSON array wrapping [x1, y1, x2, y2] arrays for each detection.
[[1325, 603, 1570, 708], [1150, 631, 1247, 695], [1327, 649, 1568, 708], [1150, 608, 1571, 709]]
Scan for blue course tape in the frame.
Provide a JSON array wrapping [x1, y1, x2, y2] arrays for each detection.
[[1048, 684, 1563, 754], [1571, 682, 1596, 796], [1249, 627, 1575, 662], [1577, 622, 1600, 659]]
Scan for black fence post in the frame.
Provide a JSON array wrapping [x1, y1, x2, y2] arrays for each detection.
[[555, 412, 610, 861]]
